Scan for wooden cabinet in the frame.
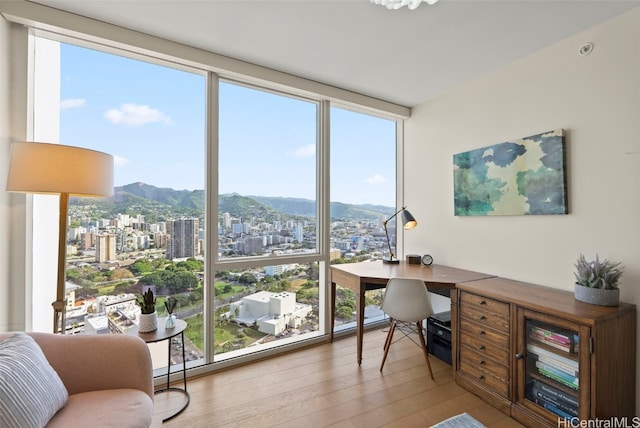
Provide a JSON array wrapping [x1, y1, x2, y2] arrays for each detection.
[[452, 277, 636, 427]]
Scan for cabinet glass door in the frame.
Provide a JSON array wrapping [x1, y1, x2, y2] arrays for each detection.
[[521, 311, 582, 420]]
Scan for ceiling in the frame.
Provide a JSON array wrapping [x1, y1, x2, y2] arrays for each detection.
[[28, 0, 640, 107]]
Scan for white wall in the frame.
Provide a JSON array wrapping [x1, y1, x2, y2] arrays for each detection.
[[404, 7, 640, 413], [0, 14, 11, 330]]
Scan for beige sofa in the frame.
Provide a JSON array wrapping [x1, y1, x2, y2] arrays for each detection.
[[0, 332, 154, 428]]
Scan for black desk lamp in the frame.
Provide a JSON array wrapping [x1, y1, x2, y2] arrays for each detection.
[[382, 206, 417, 264]]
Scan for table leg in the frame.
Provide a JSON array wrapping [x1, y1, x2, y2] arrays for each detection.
[[156, 331, 190, 423], [181, 331, 187, 392], [356, 283, 365, 365], [330, 281, 336, 342], [165, 334, 171, 390]]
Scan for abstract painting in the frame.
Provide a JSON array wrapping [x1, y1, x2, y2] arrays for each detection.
[[453, 129, 567, 216]]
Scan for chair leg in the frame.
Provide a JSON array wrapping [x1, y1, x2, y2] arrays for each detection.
[[383, 317, 394, 351], [416, 321, 434, 380], [380, 320, 396, 372]]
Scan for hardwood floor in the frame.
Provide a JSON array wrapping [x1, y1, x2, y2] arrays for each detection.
[[152, 327, 525, 428]]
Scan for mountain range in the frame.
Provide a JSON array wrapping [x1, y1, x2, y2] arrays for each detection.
[[71, 182, 394, 222]]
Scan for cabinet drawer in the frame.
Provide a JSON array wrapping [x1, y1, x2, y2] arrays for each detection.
[[459, 357, 508, 397], [460, 293, 509, 332], [460, 291, 509, 317], [460, 317, 509, 349], [460, 346, 508, 378], [459, 332, 509, 362]]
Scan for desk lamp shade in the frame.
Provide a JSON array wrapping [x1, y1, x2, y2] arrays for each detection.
[[401, 210, 417, 230], [6, 142, 113, 333], [6, 142, 114, 197]]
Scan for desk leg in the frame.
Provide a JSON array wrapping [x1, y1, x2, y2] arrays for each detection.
[[356, 282, 365, 365], [330, 281, 336, 342]]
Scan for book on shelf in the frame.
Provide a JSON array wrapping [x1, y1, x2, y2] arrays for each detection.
[[538, 367, 579, 389], [536, 353, 579, 377], [527, 343, 578, 369], [530, 387, 579, 417], [537, 399, 576, 419], [529, 331, 572, 352], [530, 325, 573, 344], [535, 361, 579, 385], [532, 379, 579, 407]]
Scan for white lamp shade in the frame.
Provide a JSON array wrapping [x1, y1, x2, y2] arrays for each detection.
[[6, 142, 114, 197]]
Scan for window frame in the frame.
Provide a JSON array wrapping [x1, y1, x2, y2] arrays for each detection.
[[20, 19, 405, 376]]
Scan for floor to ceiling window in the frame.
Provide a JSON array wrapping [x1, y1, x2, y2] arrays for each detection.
[[30, 32, 399, 374], [47, 41, 207, 370], [330, 107, 397, 332], [213, 81, 324, 360]]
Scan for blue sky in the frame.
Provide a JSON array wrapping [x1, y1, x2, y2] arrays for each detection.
[[60, 43, 396, 206]]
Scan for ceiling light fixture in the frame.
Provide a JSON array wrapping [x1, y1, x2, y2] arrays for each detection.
[[370, 0, 439, 10]]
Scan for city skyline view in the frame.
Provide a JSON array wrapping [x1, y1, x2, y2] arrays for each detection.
[[60, 43, 397, 207], [50, 37, 396, 365]]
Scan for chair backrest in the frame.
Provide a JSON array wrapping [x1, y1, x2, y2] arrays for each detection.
[[380, 277, 434, 322]]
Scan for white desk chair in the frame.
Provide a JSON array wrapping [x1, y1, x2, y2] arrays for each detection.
[[379, 277, 435, 379]]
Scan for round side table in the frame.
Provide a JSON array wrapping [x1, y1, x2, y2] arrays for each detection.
[[130, 317, 190, 422]]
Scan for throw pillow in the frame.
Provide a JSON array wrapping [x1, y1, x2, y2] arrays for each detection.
[[0, 333, 69, 428]]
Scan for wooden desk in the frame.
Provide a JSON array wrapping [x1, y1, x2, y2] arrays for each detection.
[[329, 261, 495, 365]]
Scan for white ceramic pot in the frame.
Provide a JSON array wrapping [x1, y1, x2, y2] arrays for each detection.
[[138, 311, 158, 332]]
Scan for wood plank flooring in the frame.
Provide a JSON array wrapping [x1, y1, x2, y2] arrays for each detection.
[[152, 327, 525, 428]]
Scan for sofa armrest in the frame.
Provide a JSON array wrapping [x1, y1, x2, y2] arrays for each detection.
[[27, 332, 153, 399]]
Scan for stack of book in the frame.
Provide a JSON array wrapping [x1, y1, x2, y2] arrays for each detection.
[[528, 379, 579, 418], [527, 342, 579, 389], [528, 325, 576, 353], [526, 326, 580, 419]]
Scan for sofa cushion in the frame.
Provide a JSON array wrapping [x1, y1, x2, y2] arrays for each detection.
[[0, 333, 69, 428], [46, 389, 154, 428]]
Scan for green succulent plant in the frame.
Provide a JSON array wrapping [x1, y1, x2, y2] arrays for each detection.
[[574, 254, 624, 290], [137, 288, 156, 314]]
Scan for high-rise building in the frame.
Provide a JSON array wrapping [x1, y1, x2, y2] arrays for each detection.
[[81, 232, 95, 251], [153, 231, 168, 249], [167, 218, 199, 260], [95, 233, 116, 263], [241, 236, 263, 255]]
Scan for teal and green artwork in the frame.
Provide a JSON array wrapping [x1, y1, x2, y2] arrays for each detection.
[[453, 129, 567, 216]]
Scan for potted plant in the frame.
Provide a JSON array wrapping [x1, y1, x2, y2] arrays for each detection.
[[574, 253, 624, 306], [137, 287, 157, 332]]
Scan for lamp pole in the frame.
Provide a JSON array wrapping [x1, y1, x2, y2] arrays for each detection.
[[382, 206, 406, 264], [53, 193, 69, 334]]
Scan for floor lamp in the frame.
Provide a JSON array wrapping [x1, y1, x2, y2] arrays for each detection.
[[6, 142, 114, 334]]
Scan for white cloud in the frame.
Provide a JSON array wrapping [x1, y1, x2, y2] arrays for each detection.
[[60, 98, 86, 110], [104, 103, 172, 127], [365, 174, 387, 184], [294, 144, 315, 158], [113, 155, 130, 167]]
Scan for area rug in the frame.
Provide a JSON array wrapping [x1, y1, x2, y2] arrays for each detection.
[[430, 412, 486, 428]]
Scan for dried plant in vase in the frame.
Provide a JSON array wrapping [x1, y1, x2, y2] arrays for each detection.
[[164, 296, 177, 329]]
